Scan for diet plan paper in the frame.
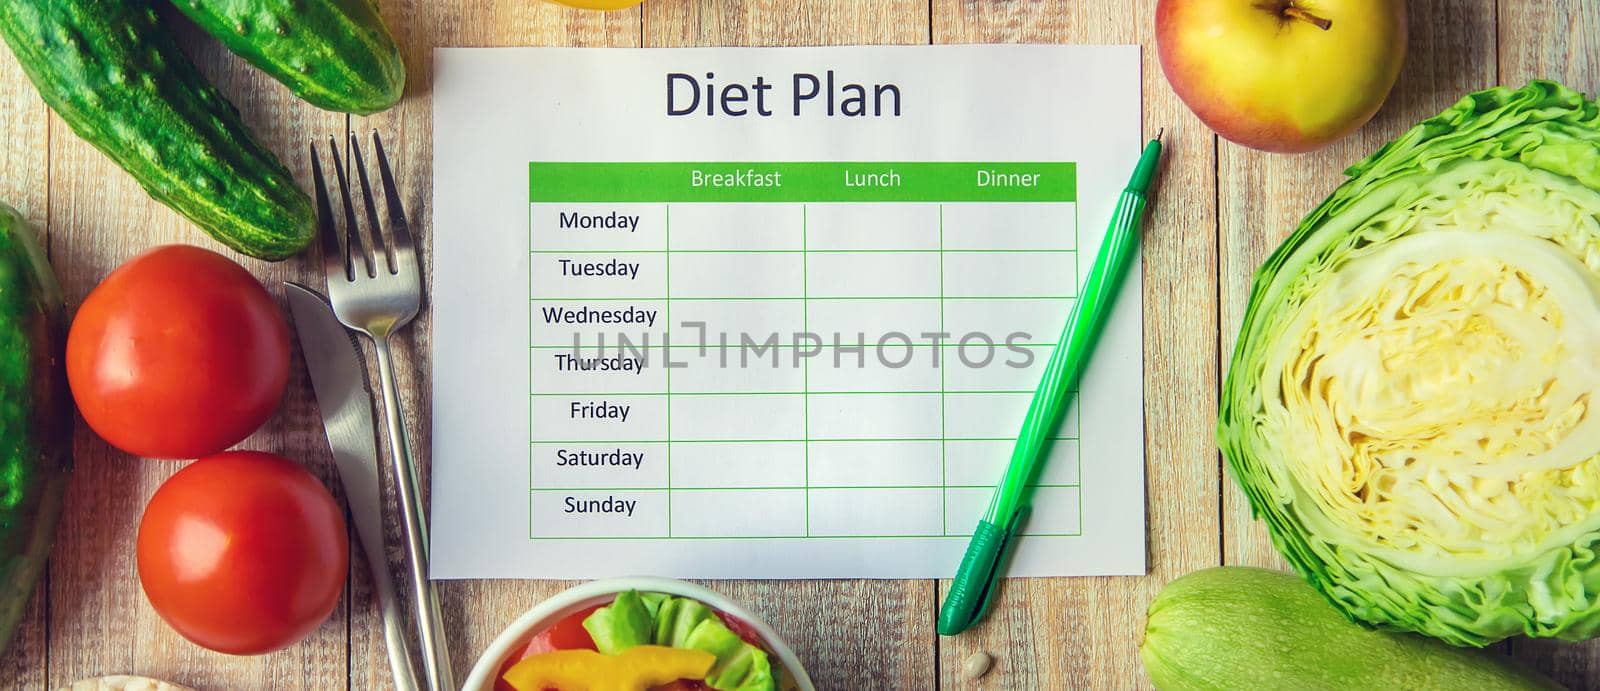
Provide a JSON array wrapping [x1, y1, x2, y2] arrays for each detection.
[[430, 45, 1146, 579]]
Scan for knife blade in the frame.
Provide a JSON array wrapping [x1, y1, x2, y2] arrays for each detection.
[[286, 282, 421, 691]]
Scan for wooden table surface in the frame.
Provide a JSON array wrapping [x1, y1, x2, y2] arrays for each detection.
[[0, 0, 1596, 689]]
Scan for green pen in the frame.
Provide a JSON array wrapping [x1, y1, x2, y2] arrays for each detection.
[[938, 131, 1164, 636]]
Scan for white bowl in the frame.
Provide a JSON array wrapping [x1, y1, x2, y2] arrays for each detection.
[[463, 577, 817, 691]]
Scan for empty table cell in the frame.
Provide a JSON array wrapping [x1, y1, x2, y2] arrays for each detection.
[[532, 203, 665, 251], [941, 202, 1077, 251], [808, 488, 944, 537], [807, 299, 942, 346], [944, 252, 1077, 297], [943, 439, 1079, 487], [668, 299, 805, 347], [670, 252, 805, 298], [668, 203, 804, 250], [1022, 486, 1083, 535], [531, 299, 668, 347], [942, 488, 987, 533], [808, 440, 943, 487], [669, 347, 806, 393], [670, 441, 808, 488], [532, 442, 669, 489], [670, 489, 808, 537], [808, 392, 942, 440], [806, 203, 941, 250], [943, 342, 1052, 392], [945, 486, 1081, 536], [670, 394, 807, 441], [532, 345, 669, 394], [532, 395, 668, 442], [943, 392, 1078, 439], [806, 345, 943, 393], [532, 253, 667, 298], [806, 251, 940, 298], [531, 489, 668, 538], [942, 297, 1072, 347]]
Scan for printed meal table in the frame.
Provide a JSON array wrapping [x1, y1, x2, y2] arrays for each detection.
[[525, 162, 1085, 546], [2, 1, 1595, 688]]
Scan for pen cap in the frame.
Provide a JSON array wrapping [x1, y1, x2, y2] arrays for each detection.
[[938, 507, 1031, 636], [939, 520, 1007, 636]]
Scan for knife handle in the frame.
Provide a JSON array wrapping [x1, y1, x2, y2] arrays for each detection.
[[374, 336, 454, 691]]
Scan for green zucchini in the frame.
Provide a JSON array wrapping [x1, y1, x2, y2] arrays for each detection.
[[0, 204, 70, 656], [174, 0, 406, 115], [1140, 567, 1562, 690], [0, 1, 313, 260]]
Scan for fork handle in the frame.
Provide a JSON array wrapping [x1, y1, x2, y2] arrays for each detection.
[[373, 527, 423, 691], [373, 335, 454, 691]]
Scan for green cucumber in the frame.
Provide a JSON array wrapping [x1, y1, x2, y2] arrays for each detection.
[[0, 1, 313, 260], [1140, 567, 1562, 690], [0, 204, 70, 657], [173, 0, 406, 115]]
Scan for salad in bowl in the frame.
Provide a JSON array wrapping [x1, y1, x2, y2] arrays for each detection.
[[466, 578, 814, 691]]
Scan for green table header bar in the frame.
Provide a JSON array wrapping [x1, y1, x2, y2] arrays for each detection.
[[529, 162, 1076, 203]]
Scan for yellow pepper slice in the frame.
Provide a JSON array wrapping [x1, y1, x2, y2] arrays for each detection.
[[502, 645, 716, 691]]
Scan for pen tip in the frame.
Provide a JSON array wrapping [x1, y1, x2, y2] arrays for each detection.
[[1155, 127, 1165, 143]]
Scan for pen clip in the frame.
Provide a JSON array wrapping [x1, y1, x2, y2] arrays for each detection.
[[937, 506, 1031, 636]]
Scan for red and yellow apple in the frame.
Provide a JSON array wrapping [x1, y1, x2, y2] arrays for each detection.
[[1156, 0, 1407, 153]]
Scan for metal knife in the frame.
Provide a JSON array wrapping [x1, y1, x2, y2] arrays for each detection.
[[287, 282, 422, 691]]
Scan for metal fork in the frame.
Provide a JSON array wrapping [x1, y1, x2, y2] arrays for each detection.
[[310, 132, 453, 691]]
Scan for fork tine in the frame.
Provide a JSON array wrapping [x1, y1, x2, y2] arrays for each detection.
[[308, 142, 350, 282], [328, 135, 375, 278], [371, 131, 416, 256], [348, 133, 395, 274]]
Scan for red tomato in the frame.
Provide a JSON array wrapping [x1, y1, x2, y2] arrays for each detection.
[[137, 451, 348, 655], [67, 245, 290, 459], [716, 612, 767, 649], [495, 605, 603, 691], [529, 604, 604, 654]]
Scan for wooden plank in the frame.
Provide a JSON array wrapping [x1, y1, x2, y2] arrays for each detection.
[[351, 3, 642, 688], [929, 1, 1220, 687], [42, 14, 349, 689], [0, 22, 52, 691], [646, 0, 925, 47], [1216, 0, 1498, 570], [642, 3, 936, 689], [1501, 0, 1600, 92], [1497, 2, 1600, 685]]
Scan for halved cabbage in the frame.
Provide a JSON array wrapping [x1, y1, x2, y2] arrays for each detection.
[[1220, 81, 1600, 646]]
